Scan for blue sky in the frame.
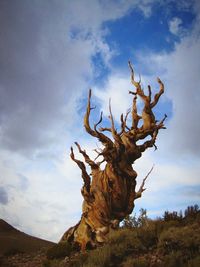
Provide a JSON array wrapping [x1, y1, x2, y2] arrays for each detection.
[[0, 0, 200, 242]]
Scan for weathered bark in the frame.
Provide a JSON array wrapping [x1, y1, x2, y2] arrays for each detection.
[[60, 62, 166, 250]]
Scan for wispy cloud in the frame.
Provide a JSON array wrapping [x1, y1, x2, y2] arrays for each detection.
[[169, 17, 183, 35]]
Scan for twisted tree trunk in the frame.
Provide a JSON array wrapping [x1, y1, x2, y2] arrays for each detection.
[[60, 62, 166, 251]]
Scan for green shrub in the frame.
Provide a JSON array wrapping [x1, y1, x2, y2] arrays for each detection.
[[80, 229, 146, 267], [109, 228, 145, 253], [46, 241, 73, 260]]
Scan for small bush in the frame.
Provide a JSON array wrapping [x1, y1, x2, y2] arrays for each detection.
[[109, 228, 146, 253], [82, 245, 111, 267], [4, 248, 24, 256], [46, 241, 73, 260], [122, 256, 149, 267], [136, 221, 158, 249], [80, 229, 146, 267], [123, 257, 149, 267], [68, 253, 88, 267], [162, 251, 185, 267], [42, 259, 51, 267], [158, 223, 200, 256], [42, 259, 67, 267], [187, 255, 200, 267]]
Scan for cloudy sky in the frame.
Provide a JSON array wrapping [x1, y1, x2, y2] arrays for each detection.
[[0, 0, 200, 242]]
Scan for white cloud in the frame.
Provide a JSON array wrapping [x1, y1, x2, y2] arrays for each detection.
[[169, 17, 183, 35], [152, 33, 200, 157], [94, 75, 132, 121]]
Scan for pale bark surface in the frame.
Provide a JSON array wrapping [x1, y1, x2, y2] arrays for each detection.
[[60, 62, 166, 250]]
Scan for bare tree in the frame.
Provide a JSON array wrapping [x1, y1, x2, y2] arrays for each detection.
[[60, 62, 167, 251]]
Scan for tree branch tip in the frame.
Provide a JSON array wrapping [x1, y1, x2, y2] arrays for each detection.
[[138, 73, 141, 84], [154, 144, 158, 151], [74, 141, 80, 148], [70, 147, 74, 159], [129, 90, 137, 95], [91, 105, 96, 110]]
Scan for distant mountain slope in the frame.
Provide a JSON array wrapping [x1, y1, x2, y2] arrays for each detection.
[[0, 219, 55, 256]]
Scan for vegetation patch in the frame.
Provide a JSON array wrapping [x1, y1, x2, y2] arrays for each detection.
[[46, 241, 73, 260], [44, 205, 200, 267]]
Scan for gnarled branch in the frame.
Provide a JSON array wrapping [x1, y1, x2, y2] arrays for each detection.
[[135, 165, 154, 199], [84, 89, 113, 147], [70, 147, 91, 194]]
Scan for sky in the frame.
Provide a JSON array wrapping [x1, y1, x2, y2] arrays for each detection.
[[0, 0, 200, 242]]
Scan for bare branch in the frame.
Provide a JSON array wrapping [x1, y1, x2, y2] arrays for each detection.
[[129, 90, 137, 95], [157, 113, 167, 129], [119, 109, 131, 135], [70, 147, 91, 193], [84, 89, 113, 147], [148, 85, 152, 101], [94, 111, 103, 132], [135, 165, 154, 199], [128, 61, 140, 90], [128, 61, 145, 98], [99, 127, 112, 132], [109, 98, 116, 133], [150, 78, 164, 108], [75, 142, 99, 169], [138, 128, 159, 152], [108, 99, 124, 148], [131, 95, 141, 130]]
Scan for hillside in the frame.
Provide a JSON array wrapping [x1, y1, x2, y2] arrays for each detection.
[[0, 219, 55, 266]]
